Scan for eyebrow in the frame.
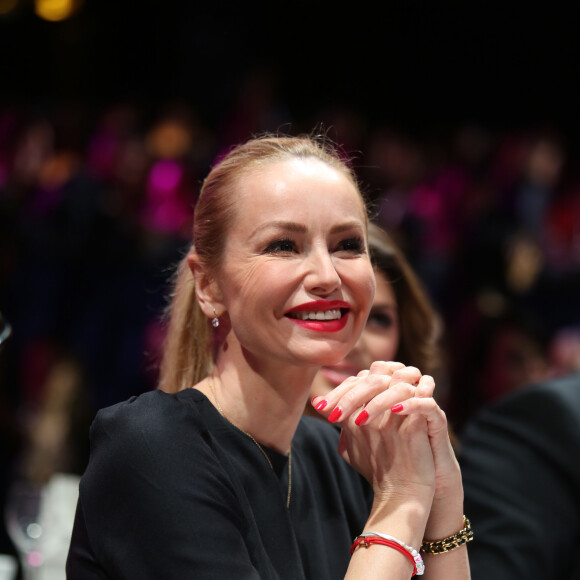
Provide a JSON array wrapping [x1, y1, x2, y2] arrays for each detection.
[[250, 220, 365, 238]]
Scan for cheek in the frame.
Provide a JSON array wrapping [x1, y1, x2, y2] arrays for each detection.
[[219, 260, 294, 317], [350, 263, 376, 310]]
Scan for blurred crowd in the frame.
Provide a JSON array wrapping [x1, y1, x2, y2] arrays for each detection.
[[363, 121, 580, 429], [2, 80, 580, 557]]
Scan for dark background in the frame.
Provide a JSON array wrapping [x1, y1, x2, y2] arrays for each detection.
[[2, 2, 579, 144], [1, 0, 580, 438], [2, 1, 580, 570], [2, 1, 580, 424]]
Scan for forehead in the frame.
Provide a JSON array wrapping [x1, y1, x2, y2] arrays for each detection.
[[234, 157, 366, 222]]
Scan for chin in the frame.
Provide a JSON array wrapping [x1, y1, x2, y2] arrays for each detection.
[[297, 341, 351, 367]]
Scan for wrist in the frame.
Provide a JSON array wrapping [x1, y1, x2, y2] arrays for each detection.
[[351, 533, 425, 576], [366, 497, 431, 549], [421, 515, 474, 556], [424, 500, 465, 544]]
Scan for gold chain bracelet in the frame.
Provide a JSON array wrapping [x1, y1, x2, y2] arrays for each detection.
[[420, 515, 474, 555]]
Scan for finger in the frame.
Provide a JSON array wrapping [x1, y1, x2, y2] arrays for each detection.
[[389, 397, 449, 437], [351, 381, 418, 426], [348, 366, 422, 425], [312, 363, 420, 425], [326, 361, 406, 413], [367, 360, 405, 376], [319, 362, 405, 412], [415, 375, 435, 398], [311, 374, 361, 415], [388, 366, 422, 388], [325, 372, 396, 423], [390, 396, 439, 416], [311, 366, 391, 420]]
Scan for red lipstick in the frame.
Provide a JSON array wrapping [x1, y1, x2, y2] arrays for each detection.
[[285, 300, 350, 333], [286, 300, 350, 313]]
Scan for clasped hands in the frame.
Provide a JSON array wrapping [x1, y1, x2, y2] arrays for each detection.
[[311, 362, 460, 508]]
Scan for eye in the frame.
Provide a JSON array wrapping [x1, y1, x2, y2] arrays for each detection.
[[367, 310, 395, 329], [335, 237, 364, 254], [263, 238, 297, 254]]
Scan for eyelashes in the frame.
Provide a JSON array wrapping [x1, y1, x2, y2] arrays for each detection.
[[337, 237, 364, 253], [262, 236, 365, 255], [263, 238, 296, 254], [367, 312, 394, 328]]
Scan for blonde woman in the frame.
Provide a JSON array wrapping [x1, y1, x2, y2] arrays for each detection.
[[67, 135, 470, 579]]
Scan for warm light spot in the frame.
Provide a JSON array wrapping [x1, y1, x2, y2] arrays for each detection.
[[38, 151, 81, 191], [35, 0, 81, 21], [146, 120, 192, 159]]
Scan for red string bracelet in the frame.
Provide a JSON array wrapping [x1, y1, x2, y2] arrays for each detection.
[[350, 536, 419, 576]]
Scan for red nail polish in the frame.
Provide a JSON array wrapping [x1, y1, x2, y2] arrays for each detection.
[[391, 403, 404, 413], [355, 409, 369, 426], [314, 399, 328, 411], [328, 406, 342, 423]]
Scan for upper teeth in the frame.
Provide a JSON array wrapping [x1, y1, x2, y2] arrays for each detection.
[[290, 309, 342, 321]]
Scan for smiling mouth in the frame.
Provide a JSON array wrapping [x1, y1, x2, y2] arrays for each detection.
[[285, 308, 347, 321]]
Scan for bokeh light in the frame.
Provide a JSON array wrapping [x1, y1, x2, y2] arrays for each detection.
[[34, 0, 82, 21], [27, 550, 43, 567]]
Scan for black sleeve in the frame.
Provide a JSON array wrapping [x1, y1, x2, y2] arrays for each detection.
[[66, 392, 263, 580], [459, 375, 580, 580]]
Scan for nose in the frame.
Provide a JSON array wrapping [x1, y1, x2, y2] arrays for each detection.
[[303, 246, 341, 296]]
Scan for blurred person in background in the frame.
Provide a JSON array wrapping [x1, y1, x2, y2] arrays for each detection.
[[448, 308, 551, 431], [548, 326, 580, 376], [307, 221, 444, 415], [459, 370, 580, 579], [0, 312, 20, 561]]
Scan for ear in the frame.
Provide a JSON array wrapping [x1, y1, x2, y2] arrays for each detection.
[[187, 252, 225, 319]]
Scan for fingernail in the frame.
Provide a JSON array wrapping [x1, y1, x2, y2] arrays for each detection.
[[314, 399, 328, 411], [391, 403, 404, 413], [328, 406, 343, 423], [355, 409, 369, 426]]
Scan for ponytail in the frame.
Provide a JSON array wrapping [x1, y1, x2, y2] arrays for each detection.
[[158, 254, 212, 392]]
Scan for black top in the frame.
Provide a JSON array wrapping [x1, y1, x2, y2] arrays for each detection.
[[66, 388, 373, 579], [460, 372, 580, 580]]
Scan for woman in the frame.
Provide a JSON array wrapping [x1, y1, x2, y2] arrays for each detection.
[[67, 135, 470, 579], [308, 222, 441, 411]]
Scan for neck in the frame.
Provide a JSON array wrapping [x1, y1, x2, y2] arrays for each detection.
[[198, 340, 318, 454]]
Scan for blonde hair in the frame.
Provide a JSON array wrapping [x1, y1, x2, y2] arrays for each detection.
[[159, 134, 366, 392]]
